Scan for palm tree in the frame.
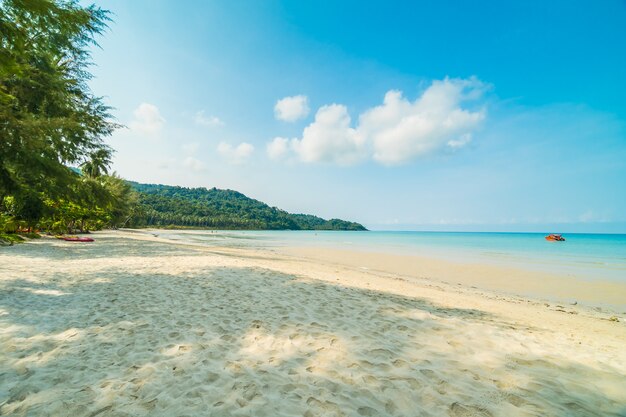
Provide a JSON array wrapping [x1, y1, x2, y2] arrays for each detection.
[[80, 148, 112, 178]]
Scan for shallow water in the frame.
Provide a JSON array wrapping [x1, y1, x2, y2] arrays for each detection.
[[153, 230, 626, 283]]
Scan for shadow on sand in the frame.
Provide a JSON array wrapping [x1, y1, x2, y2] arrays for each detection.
[[1, 240, 625, 417]]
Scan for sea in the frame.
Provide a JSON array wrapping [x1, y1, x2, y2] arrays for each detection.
[[153, 230, 626, 283]]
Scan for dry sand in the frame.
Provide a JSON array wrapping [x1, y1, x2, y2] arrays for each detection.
[[1, 230, 625, 416]]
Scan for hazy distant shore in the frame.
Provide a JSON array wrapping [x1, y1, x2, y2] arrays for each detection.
[[1, 230, 625, 416]]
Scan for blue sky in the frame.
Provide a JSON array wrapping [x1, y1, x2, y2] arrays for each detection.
[[89, 1, 626, 232]]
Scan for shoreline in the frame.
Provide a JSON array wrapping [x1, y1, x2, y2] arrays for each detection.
[[1, 229, 625, 416], [281, 247, 626, 313], [123, 228, 626, 313]]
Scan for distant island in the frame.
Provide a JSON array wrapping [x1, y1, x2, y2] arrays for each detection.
[[128, 182, 367, 231]]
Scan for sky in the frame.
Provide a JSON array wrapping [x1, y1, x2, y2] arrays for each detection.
[[88, 0, 626, 232]]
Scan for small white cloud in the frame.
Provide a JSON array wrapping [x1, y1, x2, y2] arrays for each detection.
[[266, 137, 290, 160], [217, 141, 254, 164], [183, 156, 205, 172], [577, 210, 610, 223], [291, 104, 366, 165], [274, 95, 310, 122], [194, 111, 224, 127], [129, 103, 165, 135], [447, 133, 473, 149]]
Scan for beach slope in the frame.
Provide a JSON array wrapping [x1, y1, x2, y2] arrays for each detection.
[[1, 231, 625, 416]]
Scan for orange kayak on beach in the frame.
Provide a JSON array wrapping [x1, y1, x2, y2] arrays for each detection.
[[63, 236, 94, 242], [545, 234, 565, 241]]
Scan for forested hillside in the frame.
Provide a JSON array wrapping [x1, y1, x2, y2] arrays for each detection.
[[128, 182, 366, 231]]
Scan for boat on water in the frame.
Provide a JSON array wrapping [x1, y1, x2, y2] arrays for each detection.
[[545, 234, 565, 241]]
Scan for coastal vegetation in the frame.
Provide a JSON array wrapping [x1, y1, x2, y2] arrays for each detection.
[[0, 0, 365, 244], [129, 182, 366, 230], [0, 0, 125, 241]]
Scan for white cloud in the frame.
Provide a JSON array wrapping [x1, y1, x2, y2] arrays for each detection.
[[129, 103, 165, 135], [577, 210, 610, 223], [266, 137, 290, 160], [291, 104, 366, 165], [183, 156, 205, 172], [267, 77, 487, 165], [447, 133, 473, 149], [361, 77, 486, 164], [194, 111, 224, 127], [274, 95, 310, 122], [217, 141, 254, 164]]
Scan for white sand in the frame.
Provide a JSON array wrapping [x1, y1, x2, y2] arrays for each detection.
[[1, 230, 625, 416]]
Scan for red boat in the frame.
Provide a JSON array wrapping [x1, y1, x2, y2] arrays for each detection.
[[63, 236, 94, 242], [545, 234, 565, 241]]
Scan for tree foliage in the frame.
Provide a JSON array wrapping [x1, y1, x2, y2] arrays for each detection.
[[0, 0, 136, 236], [0, 0, 117, 200]]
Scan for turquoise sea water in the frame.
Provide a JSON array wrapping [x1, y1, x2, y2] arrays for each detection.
[[155, 230, 626, 283]]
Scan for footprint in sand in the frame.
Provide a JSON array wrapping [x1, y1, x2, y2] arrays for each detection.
[[449, 402, 493, 417], [357, 406, 378, 416]]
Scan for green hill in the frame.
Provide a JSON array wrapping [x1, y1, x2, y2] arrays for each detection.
[[128, 182, 367, 231]]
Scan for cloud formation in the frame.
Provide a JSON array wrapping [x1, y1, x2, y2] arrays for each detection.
[[269, 78, 487, 165], [274, 95, 310, 122], [362, 78, 486, 164], [217, 141, 254, 164], [194, 110, 224, 127], [266, 137, 290, 160], [129, 103, 165, 135], [291, 104, 365, 165]]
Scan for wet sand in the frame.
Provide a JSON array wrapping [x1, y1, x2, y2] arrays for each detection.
[[283, 247, 626, 310], [1, 230, 625, 416]]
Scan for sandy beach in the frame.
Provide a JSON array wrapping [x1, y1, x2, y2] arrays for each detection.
[[1, 230, 625, 416]]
